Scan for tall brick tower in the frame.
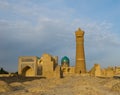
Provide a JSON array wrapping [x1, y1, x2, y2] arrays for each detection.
[[75, 28, 86, 74]]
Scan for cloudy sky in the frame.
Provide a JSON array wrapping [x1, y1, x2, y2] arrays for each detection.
[[0, 0, 120, 72]]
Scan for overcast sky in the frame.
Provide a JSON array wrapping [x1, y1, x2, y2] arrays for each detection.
[[0, 0, 120, 72]]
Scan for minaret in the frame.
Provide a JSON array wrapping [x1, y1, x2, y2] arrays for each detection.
[[75, 28, 86, 74]]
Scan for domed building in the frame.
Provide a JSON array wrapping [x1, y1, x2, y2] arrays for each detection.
[[61, 56, 70, 67], [61, 56, 75, 75]]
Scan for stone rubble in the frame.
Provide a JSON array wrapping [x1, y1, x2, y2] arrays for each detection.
[[0, 75, 120, 95]]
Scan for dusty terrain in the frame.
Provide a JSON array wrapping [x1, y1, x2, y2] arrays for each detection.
[[0, 75, 120, 95]]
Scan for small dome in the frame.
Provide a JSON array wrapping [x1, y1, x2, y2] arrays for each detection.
[[61, 56, 70, 64]]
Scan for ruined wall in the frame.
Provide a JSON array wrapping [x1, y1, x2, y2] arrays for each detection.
[[40, 54, 61, 78], [18, 56, 38, 77], [89, 64, 101, 77], [89, 64, 120, 78], [61, 67, 75, 76]]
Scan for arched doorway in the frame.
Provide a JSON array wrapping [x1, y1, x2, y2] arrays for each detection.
[[22, 66, 34, 77], [37, 59, 43, 75], [37, 64, 42, 75]]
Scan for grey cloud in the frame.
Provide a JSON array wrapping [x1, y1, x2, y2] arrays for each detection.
[[0, 0, 10, 9]]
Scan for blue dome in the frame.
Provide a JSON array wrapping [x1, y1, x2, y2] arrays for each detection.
[[61, 56, 70, 63]]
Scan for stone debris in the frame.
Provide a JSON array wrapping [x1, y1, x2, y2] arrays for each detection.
[[0, 75, 120, 95], [0, 80, 12, 93], [112, 82, 120, 92]]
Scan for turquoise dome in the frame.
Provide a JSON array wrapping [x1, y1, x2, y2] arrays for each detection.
[[61, 56, 70, 64]]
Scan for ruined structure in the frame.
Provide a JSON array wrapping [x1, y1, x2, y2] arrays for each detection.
[[89, 64, 120, 77], [18, 28, 86, 78], [18, 54, 61, 78], [18, 28, 120, 78], [75, 28, 86, 73], [18, 54, 75, 78], [89, 64, 102, 77]]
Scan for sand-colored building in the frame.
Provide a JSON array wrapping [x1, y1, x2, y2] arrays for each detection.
[[75, 28, 86, 74]]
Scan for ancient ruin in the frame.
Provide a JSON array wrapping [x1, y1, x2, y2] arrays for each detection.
[[89, 64, 120, 77], [18, 28, 120, 78], [18, 28, 86, 78], [18, 54, 61, 78]]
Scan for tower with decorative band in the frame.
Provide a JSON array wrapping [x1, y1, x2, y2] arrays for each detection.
[[75, 28, 86, 74]]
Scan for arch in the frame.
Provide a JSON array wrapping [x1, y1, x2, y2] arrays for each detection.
[[37, 63, 43, 75], [37, 59, 43, 75], [62, 68, 66, 72], [22, 66, 34, 77], [67, 68, 70, 72], [80, 70, 81, 74]]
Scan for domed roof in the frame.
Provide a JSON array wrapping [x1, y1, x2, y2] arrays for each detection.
[[61, 56, 70, 63]]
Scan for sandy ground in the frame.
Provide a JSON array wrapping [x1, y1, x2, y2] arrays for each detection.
[[0, 75, 120, 95]]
